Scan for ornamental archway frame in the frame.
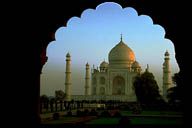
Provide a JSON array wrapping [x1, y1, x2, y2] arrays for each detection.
[[37, 0, 184, 125]]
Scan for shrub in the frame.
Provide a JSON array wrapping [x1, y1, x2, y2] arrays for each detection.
[[100, 111, 111, 117], [132, 107, 142, 114], [89, 109, 98, 116], [76, 110, 82, 117], [114, 111, 121, 117], [107, 105, 114, 110], [131, 103, 142, 114], [84, 109, 89, 116], [67, 111, 72, 117], [53, 113, 60, 120]]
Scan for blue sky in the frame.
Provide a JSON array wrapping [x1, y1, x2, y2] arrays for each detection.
[[41, 2, 179, 96]]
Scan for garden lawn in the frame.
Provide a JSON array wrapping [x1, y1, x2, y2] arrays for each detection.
[[86, 117, 119, 124], [130, 117, 183, 125], [120, 110, 183, 116], [120, 111, 132, 116], [141, 111, 182, 115], [87, 117, 183, 125]]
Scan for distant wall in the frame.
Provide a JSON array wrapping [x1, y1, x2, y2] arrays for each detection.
[[71, 95, 137, 102]]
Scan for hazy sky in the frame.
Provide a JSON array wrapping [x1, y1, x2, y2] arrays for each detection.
[[41, 2, 179, 96]]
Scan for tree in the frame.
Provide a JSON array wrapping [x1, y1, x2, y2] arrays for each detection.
[[50, 97, 56, 112], [100, 111, 111, 117], [40, 95, 49, 103], [55, 90, 65, 100], [40, 95, 49, 112], [133, 71, 162, 105], [172, 73, 181, 86], [89, 109, 98, 116], [167, 73, 182, 108]]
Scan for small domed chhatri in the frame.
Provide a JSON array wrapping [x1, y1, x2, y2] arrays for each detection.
[[132, 61, 141, 68], [132, 61, 142, 72], [100, 61, 109, 68], [99, 60, 109, 73]]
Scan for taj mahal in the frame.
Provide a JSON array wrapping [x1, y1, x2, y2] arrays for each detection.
[[64, 35, 171, 102]]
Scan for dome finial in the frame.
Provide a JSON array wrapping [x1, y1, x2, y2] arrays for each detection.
[[120, 33, 122, 41]]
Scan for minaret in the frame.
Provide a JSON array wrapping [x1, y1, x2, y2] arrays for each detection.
[[85, 62, 90, 95], [92, 64, 95, 73], [65, 52, 71, 101], [163, 50, 171, 99]]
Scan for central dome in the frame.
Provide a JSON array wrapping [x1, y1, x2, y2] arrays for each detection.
[[108, 40, 135, 64]]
